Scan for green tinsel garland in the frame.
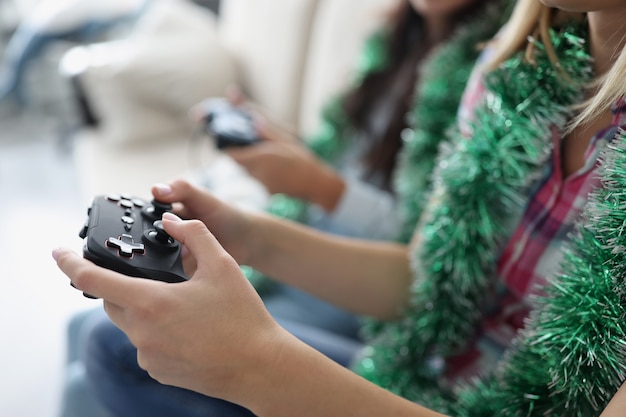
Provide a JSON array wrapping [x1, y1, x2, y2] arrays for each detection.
[[393, 0, 513, 244], [352, 23, 595, 410], [245, 0, 511, 292], [361, 0, 514, 339], [455, 133, 626, 416]]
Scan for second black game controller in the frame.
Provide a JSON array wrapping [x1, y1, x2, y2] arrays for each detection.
[[78, 194, 188, 298], [197, 98, 261, 149]]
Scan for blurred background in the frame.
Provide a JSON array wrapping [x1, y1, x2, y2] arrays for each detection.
[[0, 0, 94, 415]]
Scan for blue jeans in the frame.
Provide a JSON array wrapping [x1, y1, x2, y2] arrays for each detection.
[[62, 286, 364, 417], [86, 318, 256, 417], [59, 308, 112, 417], [84, 310, 363, 417]]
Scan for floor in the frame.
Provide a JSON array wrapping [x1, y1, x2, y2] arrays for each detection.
[[0, 42, 100, 417]]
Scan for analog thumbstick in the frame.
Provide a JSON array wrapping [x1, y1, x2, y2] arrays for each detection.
[[143, 220, 178, 252], [142, 199, 172, 222], [151, 220, 172, 244]]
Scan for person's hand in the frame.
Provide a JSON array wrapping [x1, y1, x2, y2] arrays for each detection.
[[190, 85, 345, 210], [52, 213, 287, 405], [225, 118, 346, 211], [151, 179, 256, 266]]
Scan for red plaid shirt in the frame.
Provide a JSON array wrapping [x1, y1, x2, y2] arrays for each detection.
[[446, 65, 626, 382]]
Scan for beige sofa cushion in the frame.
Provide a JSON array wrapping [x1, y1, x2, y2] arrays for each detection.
[[75, 0, 236, 145]]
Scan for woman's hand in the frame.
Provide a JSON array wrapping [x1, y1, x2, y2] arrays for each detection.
[[154, 178, 411, 319], [53, 215, 442, 417], [151, 179, 256, 266], [53, 214, 287, 405], [225, 113, 346, 212], [191, 86, 346, 211]]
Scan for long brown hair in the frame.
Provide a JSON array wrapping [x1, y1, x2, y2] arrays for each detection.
[[341, 0, 497, 191]]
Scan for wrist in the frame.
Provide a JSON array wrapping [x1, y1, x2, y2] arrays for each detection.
[[243, 211, 281, 269], [229, 326, 298, 412], [308, 167, 345, 212], [190, 320, 289, 410]]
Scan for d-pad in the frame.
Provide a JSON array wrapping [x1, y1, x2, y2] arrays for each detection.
[[106, 234, 145, 257]]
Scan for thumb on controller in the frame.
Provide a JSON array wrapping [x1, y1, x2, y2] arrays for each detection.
[[160, 212, 235, 281]]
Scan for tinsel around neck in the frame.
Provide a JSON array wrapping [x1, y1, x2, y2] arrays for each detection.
[[456, 131, 626, 416], [352, 22, 594, 410], [393, 0, 514, 244]]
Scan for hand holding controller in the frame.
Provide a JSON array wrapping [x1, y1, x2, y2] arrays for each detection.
[[196, 98, 261, 149], [77, 194, 188, 298]]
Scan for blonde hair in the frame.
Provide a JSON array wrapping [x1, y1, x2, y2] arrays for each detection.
[[577, 49, 626, 130], [485, 0, 626, 131]]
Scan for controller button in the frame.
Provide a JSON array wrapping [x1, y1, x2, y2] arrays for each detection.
[[119, 200, 134, 209], [106, 234, 145, 257], [79, 222, 88, 239], [121, 216, 134, 225], [152, 220, 174, 244], [152, 200, 173, 212], [143, 221, 179, 252], [132, 199, 146, 208], [142, 199, 173, 221], [121, 194, 133, 200], [107, 194, 121, 202]]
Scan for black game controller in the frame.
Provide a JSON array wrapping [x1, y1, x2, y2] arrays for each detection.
[[77, 194, 188, 298], [198, 98, 261, 149]]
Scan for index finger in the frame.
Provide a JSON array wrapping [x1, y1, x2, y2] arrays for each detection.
[[52, 247, 156, 306]]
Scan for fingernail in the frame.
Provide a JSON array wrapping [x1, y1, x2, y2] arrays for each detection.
[[52, 247, 62, 261], [162, 212, 182, 222], [154, 183, 173, 196]]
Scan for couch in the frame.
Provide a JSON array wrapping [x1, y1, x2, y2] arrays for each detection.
[[63, 0, 398, 205]]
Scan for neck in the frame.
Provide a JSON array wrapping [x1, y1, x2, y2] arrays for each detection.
[[587, 9, 626, 76], [424, 15, 452, 44]]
